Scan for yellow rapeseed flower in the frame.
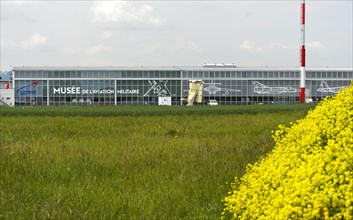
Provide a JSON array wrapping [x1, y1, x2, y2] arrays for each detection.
[[223, 82, 353, 219]]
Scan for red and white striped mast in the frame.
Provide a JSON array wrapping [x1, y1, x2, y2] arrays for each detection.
[[299, 0, 306, 103]]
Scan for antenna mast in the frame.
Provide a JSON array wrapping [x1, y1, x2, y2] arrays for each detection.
[[299, 0, 306, 103]]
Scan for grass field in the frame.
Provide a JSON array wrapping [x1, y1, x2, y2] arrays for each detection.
[[0, 105, 313, 219], [0, 104, 315, 117]]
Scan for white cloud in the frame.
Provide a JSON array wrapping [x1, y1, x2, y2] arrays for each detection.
[[61, 47, 76, 54], [1, 38, 17, 49], [267, 42, 296, 50], [2, 0, 33, 6], [101, 31, 113, 40], [240, 40, 263, 52], [169, 40, 203, 53], [91, 1, 165, 28], [137, 39, 203, 57], [307, 41, 324, 49], [84, 44, 110, 55], [241, 41, 298, 52], [22, 33, 48, 49]]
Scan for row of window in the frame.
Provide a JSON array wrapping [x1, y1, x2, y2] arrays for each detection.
[[184, 71, 353, 79], [15, 71, 181, 79], [14, 70, 353, 79]]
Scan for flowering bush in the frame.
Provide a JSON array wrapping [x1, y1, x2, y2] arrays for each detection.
[[223, 83, 353, 219]]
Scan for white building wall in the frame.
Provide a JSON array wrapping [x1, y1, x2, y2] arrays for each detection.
[[0, 89, 15, 106]]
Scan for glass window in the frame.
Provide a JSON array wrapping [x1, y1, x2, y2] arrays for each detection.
[[131, 71, 136, 78], [140, 71, 146, 78], [160, 71, 166, 78], [81, 80, 88, 86], [348, 72, 353, 78], [169, 71, 176, 78], [43, 71, 48, 78], [198, 71, 203, 78], [274, 72, 279, 78], [37, 71, 43, 78], [64, 71, 70, 78], [81, 71, 87, 78], [86, 71, 93, 78], [253, 72, 258, 78], [155, 71, 160, 78], [107, 71, 113, 78], [192, 71, 197, 78], [16, 72, 23, 78], [59, 72, 65, 78], [215, 72, 220, 78], [77, 71, 82, 78], [292, 71, 299, 79], [177, 71, 182, 78], [148, 71, 154, 78], [327, 72, 332, 78]]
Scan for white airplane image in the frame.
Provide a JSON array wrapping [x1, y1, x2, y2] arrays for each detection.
[[203, 81, 240, 95], [317, 81, 347, 93], [143, 80, 171, 97], [252, 81, 298, 95]]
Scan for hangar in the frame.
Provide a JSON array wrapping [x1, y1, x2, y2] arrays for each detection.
[[9, 66, 353, 106]]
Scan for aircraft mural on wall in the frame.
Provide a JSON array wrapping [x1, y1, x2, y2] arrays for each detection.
[[317, 81, 347, 93], [203, 81, 240, 96], [252, 81, 298, 95], [143, 80, 172, 97]]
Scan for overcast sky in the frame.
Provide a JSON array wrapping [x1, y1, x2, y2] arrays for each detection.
[[1, 0, 352, 71]]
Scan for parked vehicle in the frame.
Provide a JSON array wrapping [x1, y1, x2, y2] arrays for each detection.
[[207, 99, 218, 106]]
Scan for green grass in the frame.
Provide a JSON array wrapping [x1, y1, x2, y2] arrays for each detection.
[[0, 104, 315, 117], [0, 105, 313, 219]]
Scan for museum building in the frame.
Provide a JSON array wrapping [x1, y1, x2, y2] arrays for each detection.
[[11, 66, 353, 106]]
